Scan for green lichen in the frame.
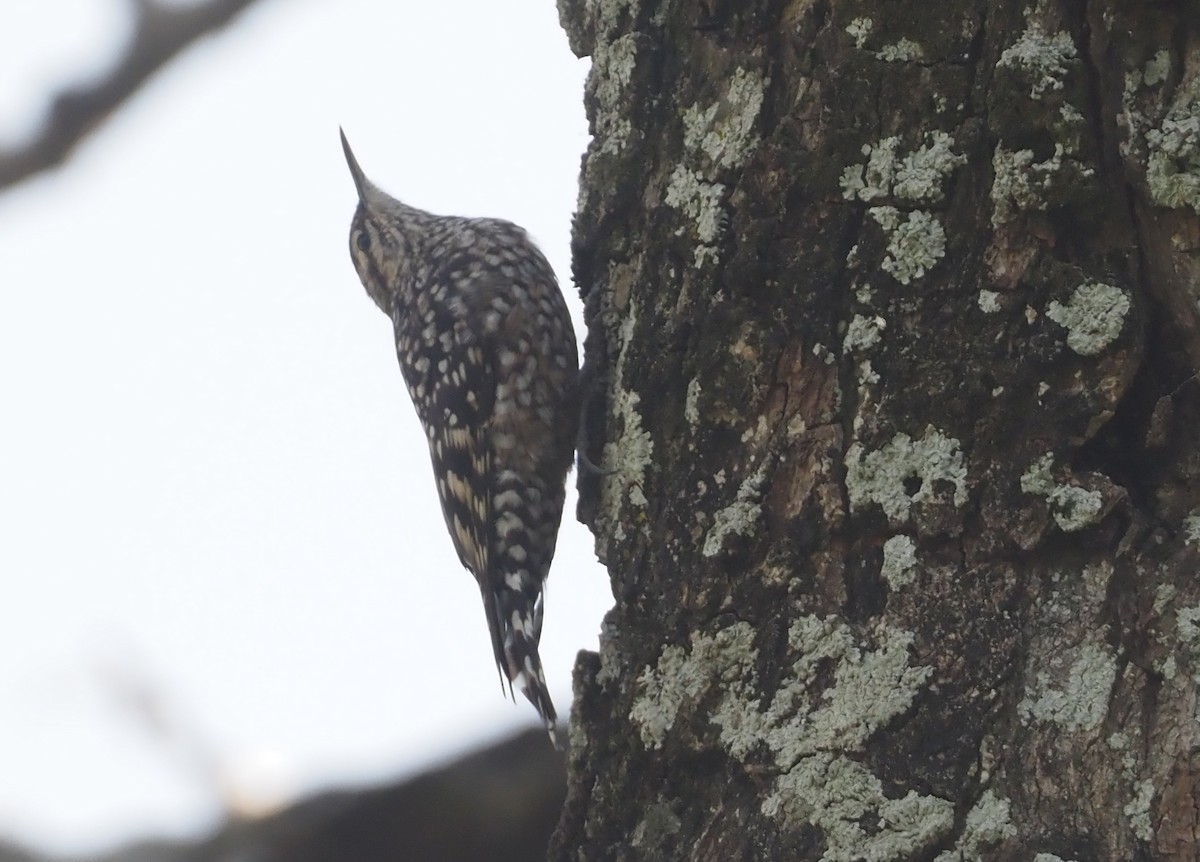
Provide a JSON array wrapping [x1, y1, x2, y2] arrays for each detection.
[[576, 0, 637, 44], [1160, 655, 1178, 681], [1124, 779, 1155, 843], [1033, 854, 1077, 862], [682, 67, 767, 171], [764, 756, 953, 862], [757, 619, 933, 764], [1019, 642, 1116, 732], [893, 133, 968, 203], [684, 378, 701, 425], [1046, 485, 1103, 531], [630, 801, 682, 850], [1020, 453, 1105, 532], [1119, 52, 1170, 161], [1020, 453, 1057, 495], [842, 133, 965, 205], [1045, 281, 1130, 356], [757, 620, 946, 856], [856, 358, 880, 386], [846, 426, 968, 524], [870, 207, 947, 284], [1145, 72, 1200, 213], [669, 66, 767, 265], [631, 618, 950, 857], [589, 34, 640, 155], [932, 790, 1017, 861], [846, 17, 873, 49], [607, 388, 653, 506], [881, 535, 918, 589], [876, 39, 925, 63], [990, 144, 1094, 226], [703, 465, 767, 558], [600, 303, 653, 541], [843, 313, 886, 354], [665, 166, 726, 255], [996, 22, 1076, 99], [1143, 50, 1171, 87], [977, 290, 1001, 313], [1177, 603, 1200, 647], [1154, 583, 1176, 615], [630, 623, 757, 748], [842, 138, 901, 202], [1184, 510, 1200, 543]]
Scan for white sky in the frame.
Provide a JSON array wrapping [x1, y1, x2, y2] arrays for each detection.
[[0, 0, 608, 852]]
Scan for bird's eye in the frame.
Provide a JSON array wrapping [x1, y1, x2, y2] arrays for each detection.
[[356, 232, 371, 252]]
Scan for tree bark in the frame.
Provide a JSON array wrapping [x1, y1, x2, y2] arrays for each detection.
[[553, 0, 1200, 859]]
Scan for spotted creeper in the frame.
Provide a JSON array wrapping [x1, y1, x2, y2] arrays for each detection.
[[339, 130, 579, 742]]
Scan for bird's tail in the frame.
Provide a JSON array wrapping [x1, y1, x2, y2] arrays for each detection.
[[481, 579, 559, 747]]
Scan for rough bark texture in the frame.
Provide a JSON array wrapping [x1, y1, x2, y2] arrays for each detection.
[[554, 0, 1200, 859]]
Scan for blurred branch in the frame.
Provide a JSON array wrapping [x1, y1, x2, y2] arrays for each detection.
[[0, 0, 272, 192], [0, 730, 565, 862]]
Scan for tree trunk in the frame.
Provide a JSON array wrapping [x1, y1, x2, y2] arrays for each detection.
[[552, 0, 1200, 858]]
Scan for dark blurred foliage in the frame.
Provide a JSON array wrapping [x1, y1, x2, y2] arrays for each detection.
[[0, 730, 566, 862]]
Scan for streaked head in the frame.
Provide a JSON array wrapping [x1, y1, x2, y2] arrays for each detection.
[[339, 128, 422, 316]]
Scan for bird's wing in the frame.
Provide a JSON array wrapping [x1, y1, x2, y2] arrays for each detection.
[[393, 308, 507, 679]]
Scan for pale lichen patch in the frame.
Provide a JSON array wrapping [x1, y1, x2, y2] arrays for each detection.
[[842, 137, 902, 202], [684, 377, 701, 425], [1045, 281, 1130, 356], [977, 289, 1001, 313], [932, 789, 1017, 862], [868, 206, 947, 285], [600, 304, 653, 539], [1020, 453, 1105, 532], [843, 313, 886, 354], [1124, 779, 1155, 843], [764, 756, 953, 862], [589, 34, 641, 155], [1176, 603, 1200, 648], [845, 426, 968, 523], [767, 620, 933, 763], [682, 67, 767, 171], [893, 133, 968, 203], [997, 22, 1076, 99], [990, 144, 1094, 226], [607, 389, 652, 509], [1019, 642, 1116, 732], [629, 623, 756, 749], [631, 618, 950, 855], [1145, 72, 1200, 213], [876, 38, 925, 63], [1046, 485, 1103, 532], [842, 133, 965, 205], [881, 535, 918, 589], [1183, 509, 1200, 544], [1154, 583, 1177, 615], [665, 166, 726, 248], [703, 466, 767, 557], [845, 17, 873, 49], [759, 620, 946, 852], [668, 66, 767, 265], [1143, 49, 1171, 87]]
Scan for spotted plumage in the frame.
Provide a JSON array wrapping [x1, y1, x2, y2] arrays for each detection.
[[339, 130, 578, 743]]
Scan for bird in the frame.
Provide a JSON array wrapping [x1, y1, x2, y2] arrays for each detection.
[[339, 129, 579, 744]]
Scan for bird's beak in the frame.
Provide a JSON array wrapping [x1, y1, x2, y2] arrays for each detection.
[[339, 127, 370, 202]]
